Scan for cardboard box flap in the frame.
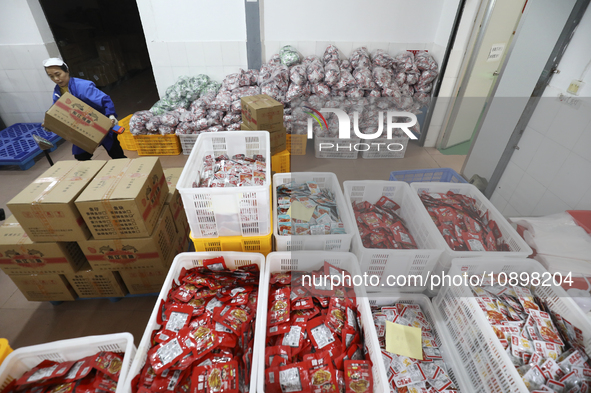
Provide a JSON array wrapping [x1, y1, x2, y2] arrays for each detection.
[[76, 157, 161, 202], [0, 216, 32, 245], [164, 168, 183, 204], [8, 161, 106, 205]]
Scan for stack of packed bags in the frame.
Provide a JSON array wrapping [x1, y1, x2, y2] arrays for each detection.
[[1, 159, 190, 301], [128, 44, 439, 140]]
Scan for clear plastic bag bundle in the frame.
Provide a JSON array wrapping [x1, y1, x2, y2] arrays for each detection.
[[371, 49, 393, 68], [129, 110, 153, 135], [323, 44, 340, 64], [353, 67, 372, 89], [279, 45, 301, 66], [372, 66, 392, 89], [350, 47, 371, 69], [324, 61, 341, 86]]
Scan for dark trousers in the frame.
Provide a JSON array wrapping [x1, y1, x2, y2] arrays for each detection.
[[74, 133, 127, 161]]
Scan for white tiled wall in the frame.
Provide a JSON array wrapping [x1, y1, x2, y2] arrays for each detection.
[[147, 41, 248, 98], [0, 43, 56, 126], [490, 98, 591, 217]]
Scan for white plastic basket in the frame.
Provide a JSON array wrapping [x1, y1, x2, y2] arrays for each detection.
[[177, 131, 272, 238], [368, 294, 470, 392], [178, 133, 199, 155], [360, 136, 409, 159], [123, 252, 265, 393], [344, 181, 443, 292], [314, 135, 360, 159], [432, 258, 591, 393], [409, 182, 533, 274], [258, 252, 389, 393], [0, 333, 136, 393], [273, 172, 355, 251]]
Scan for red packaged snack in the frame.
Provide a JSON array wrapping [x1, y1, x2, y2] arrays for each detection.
[[269, 288, 291, 326], [202, 257, 227, 272], [16, 360, 60, 387], [375, 196, 400, 212], [343, 360, 373, 393], [93, 352, 124, 382], [213, 305, 251, 335], [267, 346, 292, 367], [266, 363, 311, 393], [148, 330, 195, 375], [268, 322, 291, 337], [189, 325, 220, 361], [307, 317, 336, 350], [325, 297, 347, 335], [190, 360, 239, 393]]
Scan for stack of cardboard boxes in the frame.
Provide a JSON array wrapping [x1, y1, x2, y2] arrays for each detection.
[[2, 158, 189, 302]]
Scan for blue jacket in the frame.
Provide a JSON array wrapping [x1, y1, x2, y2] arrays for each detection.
[[52, 77, 118, 155]]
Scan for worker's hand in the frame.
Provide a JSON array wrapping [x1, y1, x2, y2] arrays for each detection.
[[109, 115, 118, 127]]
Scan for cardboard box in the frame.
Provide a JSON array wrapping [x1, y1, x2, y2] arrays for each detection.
[[8, 160, 107, 242], [95, 37, 124, 63], [64, 263, 127, 298], [0, 216, 87, 275], [75, 157, 169, 239], [78, 207, 177, 271], [79, 59, 119, 87], [118, 267, 168, 295], [59, 41, 97, 66], [8, 273, 77, 302], [241, 122, 286, 155], [241, 95, 284, 130], [163, 168, 188, 232], [44, 92, 112, 154]]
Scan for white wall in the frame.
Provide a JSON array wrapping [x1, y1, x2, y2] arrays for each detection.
[[0, 0, 58, 126], [489, 5, 591, 217], [136, 0, 248, 97]]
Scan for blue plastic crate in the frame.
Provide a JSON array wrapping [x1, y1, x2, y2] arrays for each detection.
[[389, 168, 467, 183], [0, 123, 61, 170]]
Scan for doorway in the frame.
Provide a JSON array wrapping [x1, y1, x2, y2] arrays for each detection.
[[37, 0, 159, 118], [438, 0, 527, 155]]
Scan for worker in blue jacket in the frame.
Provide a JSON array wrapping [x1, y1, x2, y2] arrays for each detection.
[[43, 58, 126, 161]]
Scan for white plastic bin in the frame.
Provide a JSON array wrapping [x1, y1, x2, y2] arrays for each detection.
[[273, 172, 355, 251], [344, 181, 443, 292], [368, 294, 470, 392], [0, 333, 136, 393], [433, 258, 591, 392], [314, 135, 360, 159], [123, 252, 265, 393], [177, 133, 199, 155], [410, 182, 532, 274], [177, 131, 272, 238], [360, 136, 409, 159], [258, 252, 389, 393]]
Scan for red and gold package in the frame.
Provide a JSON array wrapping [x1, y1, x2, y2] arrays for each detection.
[[190, 360, 239, 393], [148, 330, 195, 375], [530, 310, 564, 346], [266, 363, 311, 393], [268, 287, 291, 326], [92, 352, 124, 382], [325, 297, 347, 335], [202, 257, 227, 272], [343, 360, 373, 393], [213, 305, 251, 335], [307, 317, 336, 351], [513, 286, 540, 315]]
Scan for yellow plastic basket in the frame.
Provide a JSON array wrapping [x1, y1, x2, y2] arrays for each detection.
[[271, 149, 290, 173], [287, 134, 307, 155], [0, 339, 13, 367], [135, 134, 182, 156], [117, 115, 137, 151], [190, 231, 273, 256]]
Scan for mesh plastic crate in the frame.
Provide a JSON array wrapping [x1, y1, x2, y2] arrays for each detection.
[[135, 134, 181, 156], [117, 115, 137, 151], [0, 333, 136, 393], [178, 133, 199, 155], [410, 182, 532, 274], [124, 252, 265, 393], [271, 149, 290, 173], [259, 252, 389, 393], [314, 135, 360, 159], [177, 131, 272, 238], [190, 230, 273, 255], [0, 339, 12, 367], [390, 168, 467, 183], [433, 258, 591, 392], [368, 294, 470, 392], [343, 181, 443, 292], [273, 172, 355, 251], [0, 123, 61, 170], [287, 134, 307, 155], [360, 136, 409, 159]]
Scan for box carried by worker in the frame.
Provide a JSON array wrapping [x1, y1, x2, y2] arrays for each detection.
[[44, 92, 113, 153]]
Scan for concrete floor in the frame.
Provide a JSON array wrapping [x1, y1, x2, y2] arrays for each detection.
[[0, 69, 465, 350]]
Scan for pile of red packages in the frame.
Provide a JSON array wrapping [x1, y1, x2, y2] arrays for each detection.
[[2, 352, 124, 393], [472, 282, 591, 392], [264, 261, 373, 393], [419, 191, 509, 252], [352, 196, 418, 250], [372, 303, 459, 392], [194, 154, 266, 188], [132, 257, 260, 393]]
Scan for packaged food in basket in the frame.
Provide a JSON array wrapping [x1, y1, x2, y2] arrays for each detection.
[[351, 197, 418, 250], [418, 191, 509, 252], [470, 282, 591, 392], [276, 182, 345, 236], [370, 302, 460, 392], [192, 154, 267, 188], [2, 351, 125, 393], [131, 256, 260, 393], [264, 261, 371, 393]]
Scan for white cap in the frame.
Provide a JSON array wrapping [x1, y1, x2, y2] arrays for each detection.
[[42, 58, 68, 69]]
